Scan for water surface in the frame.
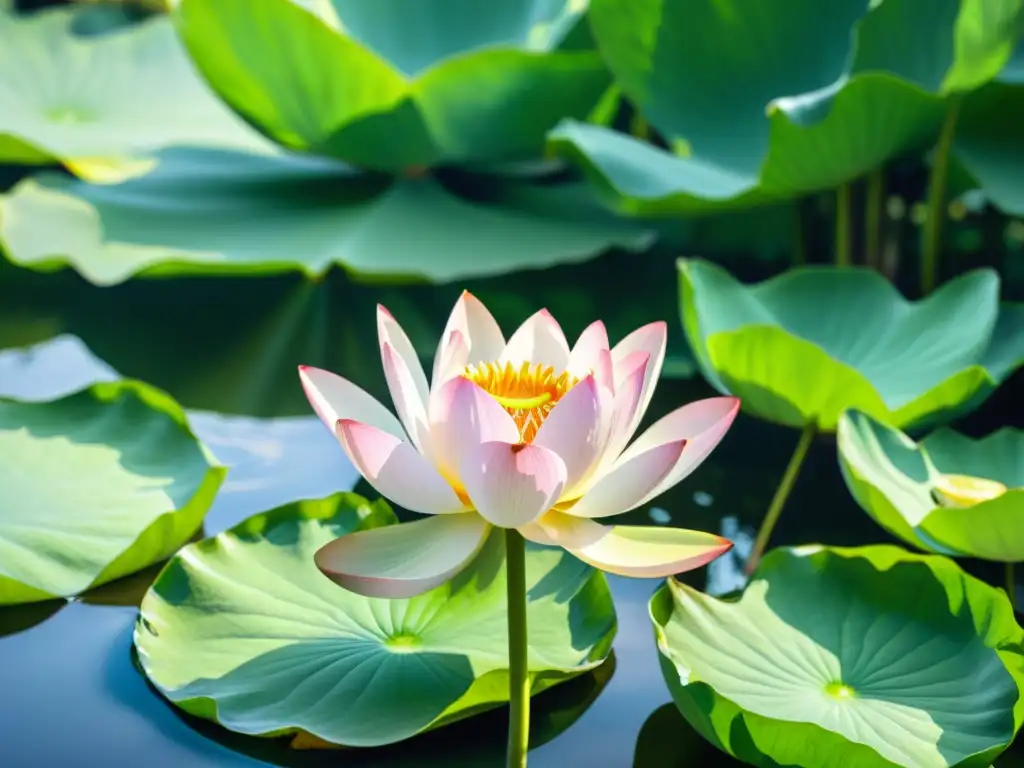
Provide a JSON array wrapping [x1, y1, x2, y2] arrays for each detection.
[[1, 301, 1020, 767]]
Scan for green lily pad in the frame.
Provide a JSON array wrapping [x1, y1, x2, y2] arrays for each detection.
[[838, 410, 1024, 561], [0, 7, 272, 183], [173, 0, 608, 170], [678, 258, 1023, 431], [0, 380, 225, 605], [553, 0, 1023, 214], [134, 492, 617, 747], [651, 545, 1024, 768], [954, 82, 1024, 215], [0, 148, 652, 285]]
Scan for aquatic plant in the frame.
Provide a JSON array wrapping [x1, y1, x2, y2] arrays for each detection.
[[299, 293, 738, 764]]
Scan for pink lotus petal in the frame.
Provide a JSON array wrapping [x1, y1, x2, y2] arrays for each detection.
[[298, 365, 404, 439], [624, 397, 740, 506], [574, 351, 648, 497], [429, 376, 519, 485], [436, 290, 505, 368], [378, 305, 429, 402], [337, 419, 466, 515], [431, 328, 470, 390], [592, 348, 614, 394], [567, 321, 610, 380], [611, 321, 666, 435], [382, 343, 431, 453], [533, 376, 611, 495], [602, 350, 650, 464], [538, 512, 732, 578], [566, 438, 686, 518], [500, 309, 570, 370], [315, 513, 491, 598], [460, 442, 566, 528]]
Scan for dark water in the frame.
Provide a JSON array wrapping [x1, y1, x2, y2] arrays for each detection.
[[0, 266, 1021, 767]]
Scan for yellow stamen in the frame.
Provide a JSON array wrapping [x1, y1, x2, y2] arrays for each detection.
[[462, 360, 578, 443], [492, 392, 552, 410], [932, 473, 1008, 508]]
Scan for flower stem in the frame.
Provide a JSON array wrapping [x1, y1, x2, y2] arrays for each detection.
[[746, 423, 817, 575], [921, 97, 962, 295], [630, 111, 650, 141], [505, 528, 530, 768], [835, 182, 853, 267], [1007, 562, 1017, 610]]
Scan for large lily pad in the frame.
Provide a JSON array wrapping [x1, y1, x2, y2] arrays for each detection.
[[134, 492, 617, 747], [652, 545, 1024, 768], [173, 0, 608, 170], [0, 7, 272, 183], [552, 0, 1023, 214], [0, 381, 225, 605], [839, 410, 1024, 561], [679, 258, 1023, 431], [0, 148, 652, 285], [953, 81, 1024, 215]]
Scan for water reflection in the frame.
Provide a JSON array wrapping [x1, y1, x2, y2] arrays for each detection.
[[705, 517, 755, 597], [0, 334, 118, 400], [0, 252, 696, 418], [186, 412, 358, 533], [0, 602, 257, 767]]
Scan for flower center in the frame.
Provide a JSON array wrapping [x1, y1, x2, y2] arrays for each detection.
[[462, 361, 578, 443], [932, 473, 1008, 508]]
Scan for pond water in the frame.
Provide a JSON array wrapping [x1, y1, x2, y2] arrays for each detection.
[[0, 268, 1020, 767]]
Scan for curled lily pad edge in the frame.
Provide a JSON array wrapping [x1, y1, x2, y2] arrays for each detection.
[[677, 258, 1020, 431], [0, 378, 226, 604]]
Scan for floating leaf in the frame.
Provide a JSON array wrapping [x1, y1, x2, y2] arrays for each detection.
[[0, 7, 272, 183], [954, 82, 1024, 215], [0, 148, 652, 285], [652, 545, 1024, 768], [0, 381, 225, 605], [679, 259, 1023, 430], [839, 410, 1024, 562], [134, 492, 617, 747], [173, 0, 607, 169], [553, 0, 1023, 214]]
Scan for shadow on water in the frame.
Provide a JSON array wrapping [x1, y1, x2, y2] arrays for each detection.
[[0, 598, 65, 638], [632, 703, 747, 767]]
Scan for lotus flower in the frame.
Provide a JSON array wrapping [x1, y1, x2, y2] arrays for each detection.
[[300, 292, 739, 598]]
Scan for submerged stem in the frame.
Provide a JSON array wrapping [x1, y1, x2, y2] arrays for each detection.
[[793, 199, 806, 266], [921, 97, 962, 295], [835, 183, 853, 267], [746, 424, 817, 574], [505, 528, 530, 768], [1007, 562, 1017, 611], [865, 166, 885, 270]]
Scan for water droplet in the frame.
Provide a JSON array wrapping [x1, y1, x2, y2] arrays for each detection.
[[648, 507, 671, 524]]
